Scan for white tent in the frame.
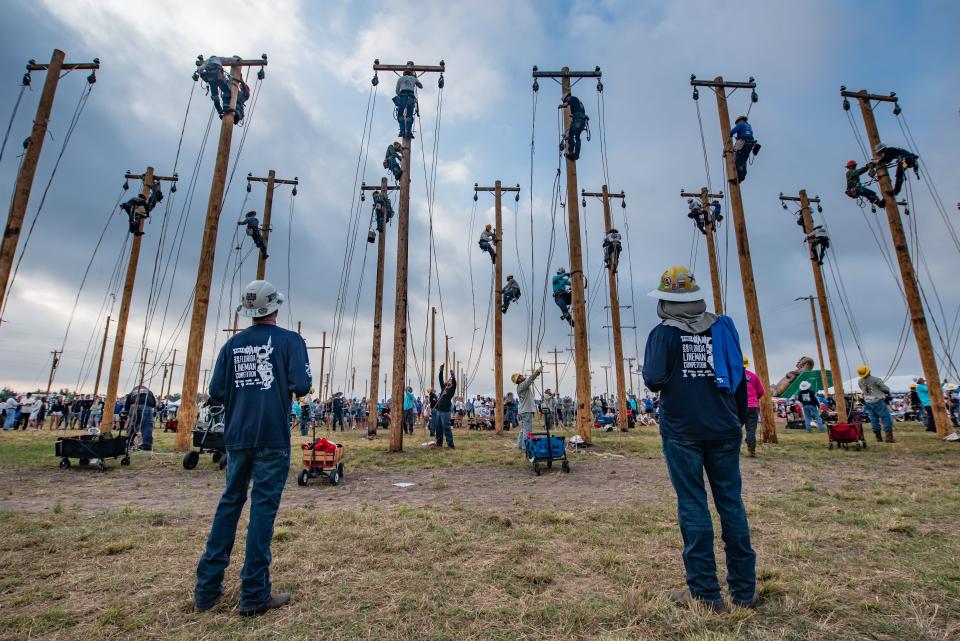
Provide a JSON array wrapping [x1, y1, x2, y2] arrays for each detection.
[[830, 374, 919, 395]]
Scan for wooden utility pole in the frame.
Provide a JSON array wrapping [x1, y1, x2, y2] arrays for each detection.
[[782, 191, 847, 422], [136, 347, 151, 392], [92, 315, 112, 397], [361, 178, 399, 435], [166, 349, 176, 398], [430, 306, 437, 386], [44, 350, 62, 400], [101, 168, 177, 433], [841, 87, 951, 437], [796, 295, 829, 394], [680, 188, 725, 314], [247, 170, 298, 279], [548, 347, 563, 396], [583, 186, 630, 431], [177, 54, 268, 450], [159, 363, 169, 402], [624, 357, 636, 394], [374, 59, 445, 452], [0, 52, 100, 321], [599, 364, 611, 398], [534, 65, 601, 443], [475, 181, 520, 434], [691, 74, 777, 443], [306, 331, 331, 403]]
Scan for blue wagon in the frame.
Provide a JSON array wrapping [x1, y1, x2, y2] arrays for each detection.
[[524, 428, 570, 476]]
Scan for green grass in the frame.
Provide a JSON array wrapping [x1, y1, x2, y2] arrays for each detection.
[[1, 422, 959, 640]]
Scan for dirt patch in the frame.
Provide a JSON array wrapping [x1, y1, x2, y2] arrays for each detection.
[[1, 447, 938, 515]]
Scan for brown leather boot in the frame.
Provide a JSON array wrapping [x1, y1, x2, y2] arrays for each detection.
[[747, 443, 756, 458], [874, 431, 883, 443], [884, 431, 896, 443]]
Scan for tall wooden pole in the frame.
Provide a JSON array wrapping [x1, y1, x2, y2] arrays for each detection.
[[536, 67, 599, 444], [257, 170, 275, 280], [92, 315, 111, 397], [101, 167, 154, 433], [787, 190, 848, 422], [803, 296, 830, 395], [389, 134, 412, 452], [845, 89, 951, 437], [0, 52, 99, 318], [166, 349, 176, 398], [365, 176, 396, 435], [177, 59, 254, 451], [585, 186, 630, 431], [701, 187, 724, 314], [698, 75, 777, 443], [431, 306, 436, 386], [44, 350, 61, 400], [494, 182, 505, 434]]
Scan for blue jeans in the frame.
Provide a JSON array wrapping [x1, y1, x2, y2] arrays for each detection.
[[130, 406, 154, 449], [567, 116, 586, 160], [3, 411, 16, 429], [802, 405, 825, 432], [662, 437, 756, 605], [863, 400, 893, 433], [517, 412, 534, 450], [434, 410, 453, 447], [393, 91, 416, 138], [195, 447, 289, 611]]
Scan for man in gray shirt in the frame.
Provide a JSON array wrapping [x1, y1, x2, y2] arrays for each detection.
[[512, 368, 541, 449], [857, 364, 894, 443]]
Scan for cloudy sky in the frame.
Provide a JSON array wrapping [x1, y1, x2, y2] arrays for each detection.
[[1, 0, 958, 399]]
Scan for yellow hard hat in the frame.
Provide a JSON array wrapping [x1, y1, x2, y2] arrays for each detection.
[[647, 265, 702, 302], [909, 382, 917, 389], [485, 223, 492, 230], [426, 386, 433, 393], [857, 365, 870, 377], [505, 274, 514, 281], [511, 373, 523, 384], [742, 357, 750, 367]]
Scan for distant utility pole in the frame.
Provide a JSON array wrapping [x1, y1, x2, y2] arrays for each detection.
[[177, 53, 268, 451], [533, 64, 602, 443], [841, 86, 951, 438], [583, 186, 630, 431], [0, 51, 99, 321], [166, 349, 177, 398], [246, 170, 298, 279], [306, 331, 330, 403], [691, 74, 777, 443], [373, 58, 445, 453], [624, 357, 636, 395], [44, 350, 62, 400], [548, 347, 564, 397], [781, 191, 847, 423], [680, 187, 725, 314], [599, 364, 611, 398], [92, 315, 113, 397], [361, 178, 399, 436], [101, 168, 178, 434], [475, 181, 520, 434]]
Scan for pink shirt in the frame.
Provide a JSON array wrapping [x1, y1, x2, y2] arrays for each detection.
[[745, 369, 765, 408]]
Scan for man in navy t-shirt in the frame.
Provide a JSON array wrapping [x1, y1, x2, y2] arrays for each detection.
[[195, 280, 311, 616], [642, 265, 757, 613]]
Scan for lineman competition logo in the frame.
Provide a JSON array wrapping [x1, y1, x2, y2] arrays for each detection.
[[680, 334, 714, 379], [232, 337, 275, 390]]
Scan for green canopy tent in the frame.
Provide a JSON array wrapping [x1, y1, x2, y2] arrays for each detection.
[[780, 370, 833, 398]]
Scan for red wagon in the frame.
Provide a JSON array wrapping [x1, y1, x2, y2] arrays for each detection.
[[827, 422, 867, 451]]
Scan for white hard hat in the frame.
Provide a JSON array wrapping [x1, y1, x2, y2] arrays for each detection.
[[799, 381, 811, 391], [237, 280, 284, 318]]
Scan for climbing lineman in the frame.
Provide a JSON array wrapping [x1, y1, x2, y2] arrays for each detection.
[[874, 143, 919, 197], [559, 93, 588, 161], [603, 228, 622, 274], [238, 211, 268, 259], [198, 56, 235, 118], [844, 160, 885, 208], [552, 267, 573, 326], [372, 190, 394, 233], [500, 275, 521, 314], [384, 141, 403, 181], [393, 64, 422, 139], [806, 225, 830, 266], [729, 115, 760, 184], [478, 224, 496, 264], [120, 181, 163, 236]]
